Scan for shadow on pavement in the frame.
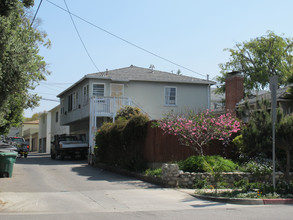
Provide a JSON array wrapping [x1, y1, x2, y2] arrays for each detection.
[[71, 164, 160, 189], [15, 152, 159, 188], [15, 152, 88, 166]]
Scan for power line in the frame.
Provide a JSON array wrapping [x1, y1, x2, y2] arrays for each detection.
[[41, 98, 59, 102], [39, 84, 63, 92], [30, 91, 59, 96], [41, 82, 74, 85], [63, 0, 100, 72], [45, 0, 206, 78], [31, 0, 43, 27]]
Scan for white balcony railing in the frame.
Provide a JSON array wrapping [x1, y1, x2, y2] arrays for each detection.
[[90, 96, 132, 118]]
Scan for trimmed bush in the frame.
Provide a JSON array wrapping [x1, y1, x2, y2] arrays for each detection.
[[178, 155, 238, 173], [95, 112, 149, 171]]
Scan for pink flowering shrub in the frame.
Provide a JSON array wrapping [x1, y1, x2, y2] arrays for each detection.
[[158, 110, 241, 155]]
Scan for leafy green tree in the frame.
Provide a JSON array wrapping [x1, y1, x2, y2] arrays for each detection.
[[24, 112, 41, 122], [216, 31, 293, 94], [0, 0, 50, 134], [240, 100, 293, 181]]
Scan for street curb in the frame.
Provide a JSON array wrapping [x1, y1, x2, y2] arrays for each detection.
[[263, 199, 293, 204], [190, 193, 293, 205], [93, 163, 293, 205], [193, 194, 264, 205]]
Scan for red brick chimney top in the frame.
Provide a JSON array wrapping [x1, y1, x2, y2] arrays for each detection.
[[225, 71, 244, 116]]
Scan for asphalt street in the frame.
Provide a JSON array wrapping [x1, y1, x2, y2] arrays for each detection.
[[0, 152, 292, 220]]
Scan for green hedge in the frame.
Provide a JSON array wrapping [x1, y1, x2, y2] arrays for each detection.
[[95, 111, 149, 171], [178, 155, 238, 173]]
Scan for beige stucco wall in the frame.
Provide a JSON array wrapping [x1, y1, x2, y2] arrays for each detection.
[[20, 122, 39, 137], [125, 81, 209, 119], [59, 78, 210, 138], [49, 105, 70, 140], [60, 78, 90, 126]]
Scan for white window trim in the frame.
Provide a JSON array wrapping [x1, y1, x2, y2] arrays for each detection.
[[93, 83, 105, 97], [110, 83, 124, 97], [73, 91, 79, 110], [164, 86, 177, 106]]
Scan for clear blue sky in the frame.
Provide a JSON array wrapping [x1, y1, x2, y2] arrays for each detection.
[[25, 0, 293, 117]]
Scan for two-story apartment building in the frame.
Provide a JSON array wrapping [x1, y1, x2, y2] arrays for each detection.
[[57, 65, 215, 161]]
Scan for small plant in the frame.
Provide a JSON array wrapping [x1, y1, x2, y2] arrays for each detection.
[[193, 179, 208, 189], [243, 159, 272, 176], [145, 168, 162, 177]]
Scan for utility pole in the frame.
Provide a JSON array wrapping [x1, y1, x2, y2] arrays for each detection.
[[269, 75, 277, 190]]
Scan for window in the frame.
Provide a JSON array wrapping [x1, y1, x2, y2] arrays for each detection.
[[68, 94, 73, 112], [55, 111, 59, 123], [93, 84, 105, 97], [73, 92, 79, 109], [61, 99, 64, 115], [83, 84, 89, 105], [165, 87, 177, 106], [110, 84, 124, 97]]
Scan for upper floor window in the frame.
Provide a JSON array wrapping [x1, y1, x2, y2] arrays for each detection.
[[93, 84, 105, 97], [60, 99, 64, 115], [68, 94, 73, 112], [73, 91, 79, 109], [55, 111, 59, 123], [165, 87, 177, 106], [83, 84, 89, 105]]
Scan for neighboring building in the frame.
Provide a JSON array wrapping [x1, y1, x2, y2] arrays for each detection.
[[38, 106, 70, 153], [7, 127, 20, 137], [210, 87, 225, 111], [57, 65, 215, 157], [49, 105, 70, 138], [19, 120, 39, 151], [39, 112, 50, 153], [237, 85, 293, 121], [222, 71, 293, 118]]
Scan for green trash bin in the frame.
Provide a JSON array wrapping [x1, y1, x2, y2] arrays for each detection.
[[0, 151, 17, 178]]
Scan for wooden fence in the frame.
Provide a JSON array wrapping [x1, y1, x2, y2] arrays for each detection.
[[143, 121, 235, 163]]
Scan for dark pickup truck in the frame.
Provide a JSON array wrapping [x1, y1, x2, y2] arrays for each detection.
[[51, 135, 88, 160]]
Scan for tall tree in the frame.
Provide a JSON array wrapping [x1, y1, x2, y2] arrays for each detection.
[[0, 0, 50, 134], [216, 31, 293, 94]]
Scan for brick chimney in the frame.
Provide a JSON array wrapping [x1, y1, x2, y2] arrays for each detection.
[[225, 71, 244, 116]]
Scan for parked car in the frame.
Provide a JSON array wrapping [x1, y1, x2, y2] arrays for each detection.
[[51, 135, 88, 160], [5, 137, 29, 158], [0, 142, 18, 152]]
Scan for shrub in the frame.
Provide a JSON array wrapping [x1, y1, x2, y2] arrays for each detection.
[[145, 168, 162, 177], [115, 106, 141, 120], [193, 179, 208, 189], [95, 111, 149, 171], [178, 155, 238, 173], [242, 156, 273, 176]]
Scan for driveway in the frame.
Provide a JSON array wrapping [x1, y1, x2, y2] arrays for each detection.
[[0, 152, 292, 220]]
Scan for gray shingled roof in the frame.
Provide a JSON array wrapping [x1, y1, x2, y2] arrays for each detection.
[[237, 86, 291, 106], [58, 65, 215, 97], [87, 65, 215, 84]]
